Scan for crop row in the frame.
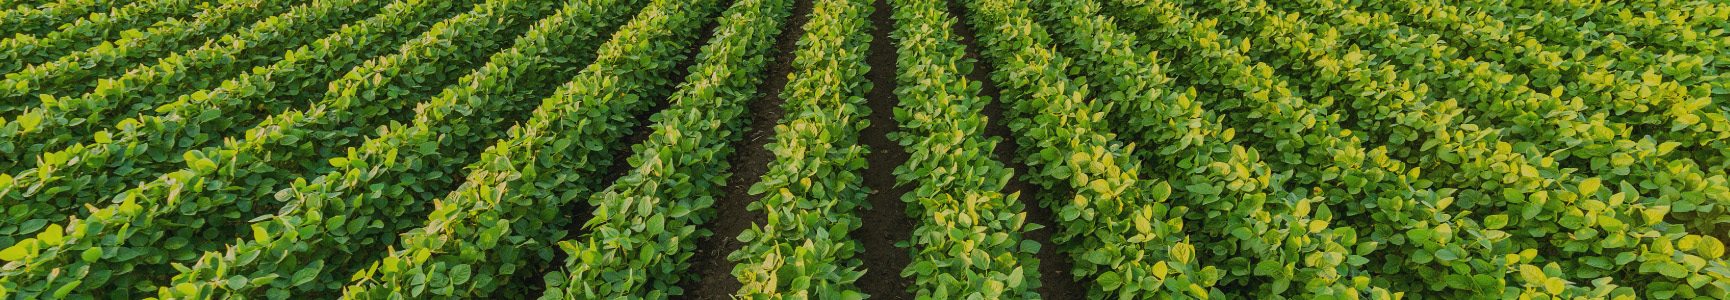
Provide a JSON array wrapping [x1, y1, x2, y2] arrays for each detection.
[[1123, 0, 1728, 297], [1030, 0, 1385, 298], [1247, 0, 1727, 296], [1358, 0, 1730, 217], [153, 0, 618, 297], [0, 0, 557, 296], [340, 0, 716, 297], [538, 0, 792, 297], [884, 0, 1044, 297], [0, 0, 299, 108], [0, 0, 474, 264], [725, 0, 875, 297], [0, 0, 204, 74], [0, 0, 1721, 298], [1558, 0, 1727, 66], [0, 0, 391, 173], [0, 0, 128, 38], [1109, 0, 1581, 297]]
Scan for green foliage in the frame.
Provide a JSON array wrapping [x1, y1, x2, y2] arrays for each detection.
[[152, 0, 600, 298], [0, 0, 131, 38], [0, 0, 393, 173], [884, 0, 1044, 298], [727, 0, 875, 297], [538, 0, 791, 297], [0, 0, 306, 108], [1249, 0, 1729, 296], [1034, 0, 1388, 298], [338, 0, 715, 297], [0, 0, 472, 269], [0, 0, 1724, 298], [0, 0, 553, 297], [0, 0, 207, 74]]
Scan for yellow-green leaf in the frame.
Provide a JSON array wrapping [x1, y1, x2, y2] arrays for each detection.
[[39, 224, 63, 245], [0, 244, 28, 261], [1698, 236, 1724, 259]]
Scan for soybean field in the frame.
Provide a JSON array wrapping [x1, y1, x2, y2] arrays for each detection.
[[0, 0, 1726, 299]]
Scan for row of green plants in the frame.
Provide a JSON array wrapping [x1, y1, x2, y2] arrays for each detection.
[[1473, 0, 1730, 157], [539, 0, 792, 297], [1135, 0, 1727, 297], [884, 0, 1043, 298], [0, 0, 473, 257], [1107, 0, 1564, 297], [1562, 0, 1727, 65], [726, 0, 875, 297], [0, 0, 301, 107], [1334, 0, 1720, 187], [1518, 0, 1726, 85], [538, 0, 790, 298], [1247, 0, 1728, 297], [1032, 0, 1383, 298], [0, 0, 44, 8], [0, 0, 389, 173], [0, 0, 128, 38], [1359, 0, 1730, 217], [147, 0, 605, 297], [1343, 0, 1730, 240], [0, 0, 556, 297], [1178, 0, 1652, 297], [1502, 0, 1730, 125], [339, 0, 717, 297], [0, 0, 205, 74]]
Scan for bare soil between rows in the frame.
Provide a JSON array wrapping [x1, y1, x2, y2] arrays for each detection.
[[672, 0, 1087, 297]]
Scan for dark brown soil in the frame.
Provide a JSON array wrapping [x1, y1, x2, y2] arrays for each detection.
[[660, 0, 1089, 297], [943, 0, 1086, 299], [851, 0, 920, 297], [673, 0, 812, 297]]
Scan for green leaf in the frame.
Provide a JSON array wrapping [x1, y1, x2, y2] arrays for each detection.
[[450, 264, 473, 285], [267, 288, 290, 300], [736, 230, 756, 243], [81, 247, 102, 262], [1019, 240, 1041, 254], [39, 224, 63, 245], [1434, 248, 1459, 261], [1657, 262, 1688, 278], [228, 275, 249, 290], [1578, 178, 1602, 196], [646, 215, 665, 234], [1543, 278, 1565, 294], [1519, 264, 1547, 285], [1086, 249, 1111, 265], [1559, 214, 1587, 229], [54, 281, 82, 299], [326, 215, 348, 232], [292, 267, 318, 286], [1149, 182, 1171, 201], [1485, 215, 1509, 230], [174, 283, 197, 297], [1186, 182, 1220, 195], [1099, 271, 1123, 291], [1698, 236, 1724, 259], [18, 219, 47, 234], [253, 226, 271, 243]]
